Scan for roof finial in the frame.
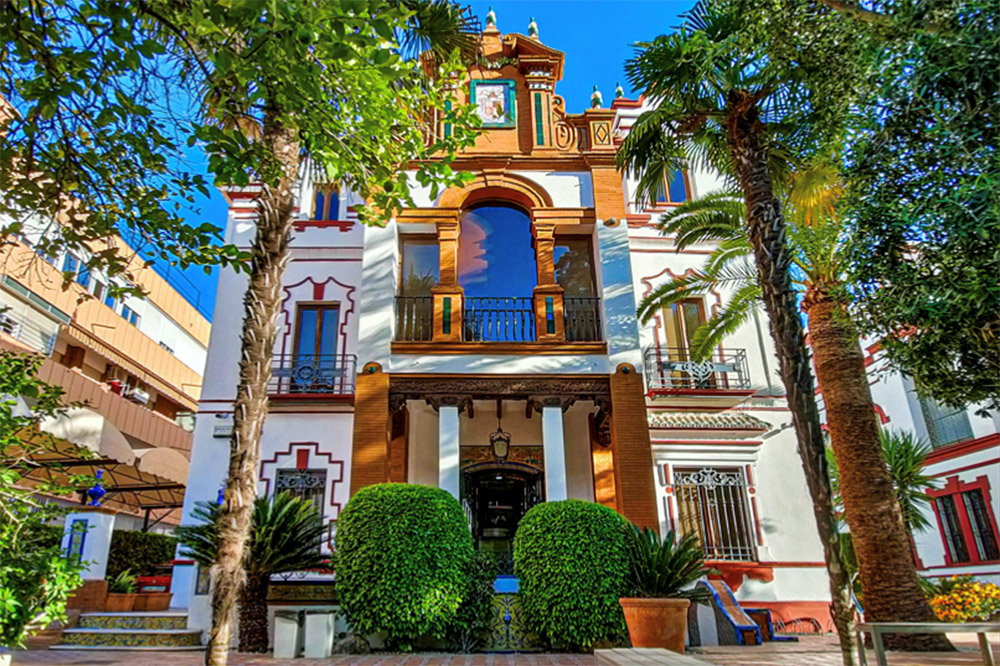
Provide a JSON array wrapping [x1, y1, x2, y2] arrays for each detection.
[[615, 82, 625, 99], [591, 85, 603, 109], [485, 6, 496, 27], [528, 16, 539, 39]]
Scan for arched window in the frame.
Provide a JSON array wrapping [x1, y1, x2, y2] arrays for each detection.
[[313, 184, 340, 220], [458, 204, 536, 297]]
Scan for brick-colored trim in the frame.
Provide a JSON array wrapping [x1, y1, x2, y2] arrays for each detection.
[[609, 364, 659, 531], [349, 363, 390, 495], [924, 433, 1000, 465]]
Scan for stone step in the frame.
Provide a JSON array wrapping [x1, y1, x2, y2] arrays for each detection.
[[77, 612, 188, 630], [55, 627, 202, 650]]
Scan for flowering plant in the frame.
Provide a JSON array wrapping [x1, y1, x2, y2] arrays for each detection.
[[929, 578, 1000, 623]]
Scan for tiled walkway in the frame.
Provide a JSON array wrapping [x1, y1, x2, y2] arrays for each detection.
[[12, 635, 999, 666]]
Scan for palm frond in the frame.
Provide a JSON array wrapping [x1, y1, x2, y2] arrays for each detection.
[[637, 273, 716, 324], [688, 282, 761, 360], [879, 430, 938, 533], [702, 238, 754, 278], [656, 190, 745, 248], [397, 0, 480, 63]]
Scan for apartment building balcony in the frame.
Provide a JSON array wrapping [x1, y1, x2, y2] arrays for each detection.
[[268, 353, 357, 401], [34, 359, 194, 455], [393, 294, 604, 354], [643, 346, 755, 409]]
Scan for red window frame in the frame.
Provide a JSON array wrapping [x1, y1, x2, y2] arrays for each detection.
[[927, 474, 1000, 566]]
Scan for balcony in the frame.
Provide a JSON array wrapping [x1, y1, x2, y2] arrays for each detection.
[[268, 354, 357, 399], [643, 347, 754, 409], [392, 295, 605, 353]]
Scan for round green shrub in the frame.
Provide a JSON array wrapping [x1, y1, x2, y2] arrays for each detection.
[[335, 483, 473, 651], [513, 499, 631, 650]]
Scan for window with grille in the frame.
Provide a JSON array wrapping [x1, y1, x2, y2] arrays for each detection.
[[275, 469, 327, 509], [917, 394, 973, 448], [931, 476, 1000, 566], [674, 467, 757, 561]]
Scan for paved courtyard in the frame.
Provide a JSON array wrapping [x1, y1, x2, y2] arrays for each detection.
[[12, 635, 999, 666]]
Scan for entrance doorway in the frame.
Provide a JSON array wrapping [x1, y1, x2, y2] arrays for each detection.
[[462, 464, 543, 574]]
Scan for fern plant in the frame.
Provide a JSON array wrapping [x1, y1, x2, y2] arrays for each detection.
[[107, 569, 137, 594], [175, 491, 329, 653], [626, 527, 711, 601]]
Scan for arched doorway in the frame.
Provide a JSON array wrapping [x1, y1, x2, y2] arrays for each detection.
[[461, 462, 543, 574]]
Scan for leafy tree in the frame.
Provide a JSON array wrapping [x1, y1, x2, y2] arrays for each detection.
[[634, 159, 949, 653], [0, 0, 247, 291], [145, 3, 481, 662], [834, 0, 1000, 411], [175, 491, 329, 654], [0, 351, 87, 651], [617, 2, 872, 658]]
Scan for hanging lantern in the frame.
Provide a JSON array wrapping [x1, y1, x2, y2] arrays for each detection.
[[490, 401, 511, 462]]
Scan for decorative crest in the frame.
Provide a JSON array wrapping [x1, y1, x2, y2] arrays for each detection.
[[591, 84, 603, 109], [528, 16, 538, 39], [615, 82, 624, 99], [485, 6, 496, 27]]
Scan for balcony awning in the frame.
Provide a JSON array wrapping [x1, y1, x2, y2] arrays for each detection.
[[18, 407, 188, 510], [648, 411, 771, 440]]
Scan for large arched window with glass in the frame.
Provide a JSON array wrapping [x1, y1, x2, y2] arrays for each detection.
[[458, 204, 537, 341]]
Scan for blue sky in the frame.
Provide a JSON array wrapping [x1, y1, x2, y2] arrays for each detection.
[[165, 0, 696, 321]]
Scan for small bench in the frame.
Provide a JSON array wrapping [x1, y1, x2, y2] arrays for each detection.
[[596, 647, 711, 665], [856, 621, 999, 666]]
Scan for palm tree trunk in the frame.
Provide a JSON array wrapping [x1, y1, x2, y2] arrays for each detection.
[[205, 110, 300, 666], [724, 95, 857, 665], [805, 287, 951, 651], [237, 574, 271, 653]]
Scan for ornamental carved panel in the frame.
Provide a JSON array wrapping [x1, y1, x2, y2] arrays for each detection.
[[389, 375, 610, 401]]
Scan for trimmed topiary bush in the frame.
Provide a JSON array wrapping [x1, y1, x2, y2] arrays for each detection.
[[106, 530, 177, 579], [335, 483, 474, 651], [514, 499, 631, 650]]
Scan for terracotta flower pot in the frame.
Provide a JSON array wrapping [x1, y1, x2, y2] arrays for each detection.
[[133, 592, 171, 612], [105, 593, 136, 612], [620, 597, 691, 653]]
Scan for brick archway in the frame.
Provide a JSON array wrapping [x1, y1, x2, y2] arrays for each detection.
[[438, 172, 554, 211]]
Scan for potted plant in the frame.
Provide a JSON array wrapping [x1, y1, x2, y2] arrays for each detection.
[[620, 527, 710, 653], [105, 570, 138, 612]]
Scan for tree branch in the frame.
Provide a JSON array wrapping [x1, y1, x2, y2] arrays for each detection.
[[815, 0, 945, 34]]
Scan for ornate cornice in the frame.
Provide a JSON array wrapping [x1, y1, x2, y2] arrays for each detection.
[[388, 374, 610, 402]]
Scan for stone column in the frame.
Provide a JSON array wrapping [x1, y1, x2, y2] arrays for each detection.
[[432, 215, 463, 342], [349, 362, 390, 495], [531, 220, 565, 342], [542, 405, 568, 501], [438, 404, 461, 498], [61, 507, 117, 580]]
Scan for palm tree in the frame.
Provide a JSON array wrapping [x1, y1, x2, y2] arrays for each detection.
[[828, 430, 938, 536], [619, 3, 949, 654], [632, 160, 949, 652], [147, 5, 480, 663], [618, 5, 859, 659], [175, 492, 330, 653]]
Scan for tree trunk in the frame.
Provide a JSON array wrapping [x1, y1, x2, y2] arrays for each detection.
[[724, 95, 857, 665], [205, 111, 301, 666], [805, 286, 952, 651], [237, 575, 271, 653]]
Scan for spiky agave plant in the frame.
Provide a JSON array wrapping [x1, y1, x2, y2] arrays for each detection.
[[625, 526, 711, 601], [176, 491, 330, 653]]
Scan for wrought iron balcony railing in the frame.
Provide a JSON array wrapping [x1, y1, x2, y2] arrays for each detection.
[[395, 296, 433, 341], [464, 296, 535, 342], [643, 347, 750, 391], [269, 354, 356, 396], [564, 297, 602, 342], [392, 295, 605, 344]]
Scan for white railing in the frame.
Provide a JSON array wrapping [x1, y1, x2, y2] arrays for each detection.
[[0, 308, 56, 355]]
